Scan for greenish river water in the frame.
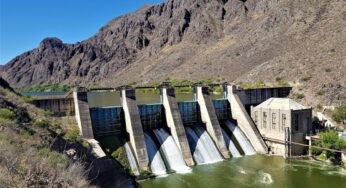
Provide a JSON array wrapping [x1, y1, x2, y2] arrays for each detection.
[[140, 155, 346, 188]]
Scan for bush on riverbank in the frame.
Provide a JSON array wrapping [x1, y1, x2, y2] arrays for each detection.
[[311, 131, 346, 164], [65, 125, 80, 141], [332, 106, 346, 123], [111, 147, 130, 171], [0, 108, 15, 120]]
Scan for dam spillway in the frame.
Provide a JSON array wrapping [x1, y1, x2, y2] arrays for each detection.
[[153, 128, 191, 173], [144, 133, 167, 176], [221, 128, 241, 158], [224, 120, 256, 155], [124, 142, 140, 176], [185, 127, 223, 164], [71, 84, 292, 176]]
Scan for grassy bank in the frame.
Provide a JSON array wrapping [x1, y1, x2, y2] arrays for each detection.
[[0, 82, 93, 187]]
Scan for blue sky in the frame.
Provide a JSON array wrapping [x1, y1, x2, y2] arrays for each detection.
[[0, 0, 165, 65]]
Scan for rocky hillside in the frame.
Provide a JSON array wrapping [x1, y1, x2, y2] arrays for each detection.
[[1, 0, 345, 106]]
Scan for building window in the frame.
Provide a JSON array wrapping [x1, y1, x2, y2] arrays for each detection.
[[282, 114, 286, 130], [254, 111, 258, 124], [263, 112, 267, 128], [294, 114, 299, 131], [272, 113, 276, 129]]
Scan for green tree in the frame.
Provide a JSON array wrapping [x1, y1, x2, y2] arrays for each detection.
[[332, 106, 346, 123], [315, 131, 346, 164]]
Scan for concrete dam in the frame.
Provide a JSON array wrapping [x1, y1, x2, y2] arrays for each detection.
[[72, 83, 291, 176]]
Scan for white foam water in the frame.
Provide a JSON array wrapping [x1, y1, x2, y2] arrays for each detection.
[[144, 133, 167, 176], [153, 128, 191, 173]]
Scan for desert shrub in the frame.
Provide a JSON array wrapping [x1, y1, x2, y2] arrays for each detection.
[[148, 81, 160, 87], [210, 86, 223, 92], [43, 110, 54, 117], [0, 118, 13, 125], [240, 81, 266, 89], [176, 87, 193, 93], [0, 108, 15, 120], [197, 78, 214, 85], [127, 81, 137, 86], [136, 88, 160, 94], [111, 147, 129, 169], [21, 96, 37, 103], [294, 93, 305, 99], [275, 77, 290, 86], [19, 84, 71, 92], [317, 89, 326, 96], [301, 76, 312, 82], [34, 119, 50, 128], [275, 77, 283, 82], [316, 104, 323, 110], [66, 126, 80, 141], [37, 148, 68, 169], [168, 79, 194, 86], [20, 129, 36, 138], [332, 106, 346, 123]]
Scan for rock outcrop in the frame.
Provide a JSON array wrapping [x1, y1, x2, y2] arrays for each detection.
[[1, 0, 345, 105]]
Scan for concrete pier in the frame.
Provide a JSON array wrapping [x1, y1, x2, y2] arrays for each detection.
[[195, 85, 230, 158], [226, 85, 268, 154], [160, 85, 195, 166], [120, 86, 149, 170], [73, 87, 94, 138]]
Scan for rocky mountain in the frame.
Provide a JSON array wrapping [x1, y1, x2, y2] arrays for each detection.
[[1, 0, 345, 106]]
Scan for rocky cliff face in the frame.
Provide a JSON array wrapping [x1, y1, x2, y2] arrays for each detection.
[[1, 0, 345, 105]]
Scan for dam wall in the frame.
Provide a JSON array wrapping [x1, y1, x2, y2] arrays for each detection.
[[31, 97, 75, 116], [70, 83, 294, 173]]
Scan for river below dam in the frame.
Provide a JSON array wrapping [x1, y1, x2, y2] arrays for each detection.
[[139, 155, 346, 188]]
